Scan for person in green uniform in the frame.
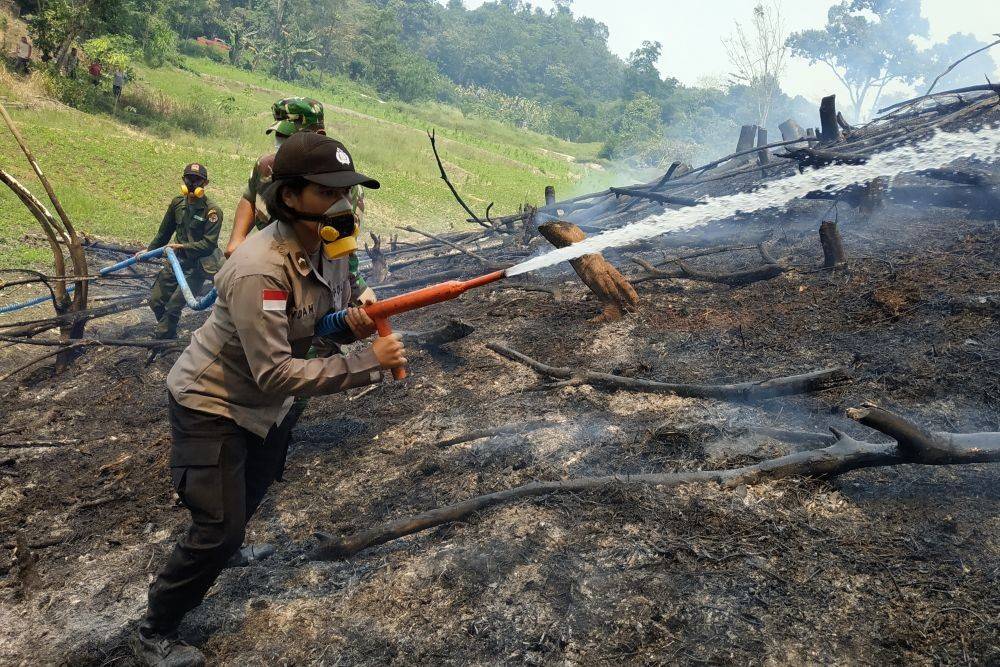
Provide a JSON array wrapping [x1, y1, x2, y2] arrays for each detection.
[[142, 163, 224, 339], [224, 97, 376, 305]]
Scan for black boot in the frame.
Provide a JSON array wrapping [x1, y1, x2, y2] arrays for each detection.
[[225, 543, 276, 568], [132, 622, 205, 667]]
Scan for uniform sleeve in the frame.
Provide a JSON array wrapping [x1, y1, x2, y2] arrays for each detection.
[[148, 201, 178, 250], [348, 252, 376, 304], [182, 206, 222, 256], [228, 273, 383, 397], [242, 160, 260, 203]]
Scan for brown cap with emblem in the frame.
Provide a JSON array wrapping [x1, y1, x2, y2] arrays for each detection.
[[272, 132, 380, 190], [183, 163, 209, 180]]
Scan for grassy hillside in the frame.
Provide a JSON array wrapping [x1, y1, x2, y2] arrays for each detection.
[[0, 54, 607, 269]]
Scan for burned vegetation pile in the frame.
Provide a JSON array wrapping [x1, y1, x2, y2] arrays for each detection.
[[0, 91, 998, 664]]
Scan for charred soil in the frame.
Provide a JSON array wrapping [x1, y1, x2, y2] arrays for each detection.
[[0, 200, 998, 665]]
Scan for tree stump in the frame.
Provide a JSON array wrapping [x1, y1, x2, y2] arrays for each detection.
[[820, 95, 841, 143], [538, 221, 640, 322], [819, 221, 847, 268], [756, 127, 771, 165], [364, 232, 389, 284], [778, 119, 805, 141], [544, 185, 556, 207], [736, 124, 758, 152]]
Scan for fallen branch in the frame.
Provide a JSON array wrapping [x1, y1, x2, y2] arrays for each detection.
[[675, 260, 785, 287], [1, 295, 145, 338], [878, 83, 1000, 115], [0, 340, 89, 382], [308, 406, 999, 560], [486, 341, 850, 401], [0, 439, 80, 449], [397, 225, 493, 267], [609, 187, 701, 207], [435, 420, 552, 449], [0, 333, 185, 350]]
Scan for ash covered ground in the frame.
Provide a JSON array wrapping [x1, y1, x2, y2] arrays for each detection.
[[1, 197, 998, 665]]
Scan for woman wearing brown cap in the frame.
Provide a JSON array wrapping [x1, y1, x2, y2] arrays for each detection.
[[133, 133, 405, 666]]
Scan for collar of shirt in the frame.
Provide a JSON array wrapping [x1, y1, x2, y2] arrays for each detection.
[[275, 220, 332, 289]]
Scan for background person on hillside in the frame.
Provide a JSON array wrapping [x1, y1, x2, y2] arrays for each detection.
[[64, 47, 79, 78], [139, 163, 224, 339], [88, 59, 102, 85], [13, 35, 31, 74], [113, 68, 125, 98]]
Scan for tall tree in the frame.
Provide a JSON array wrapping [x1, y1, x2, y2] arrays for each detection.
[[723, 1, 788, 127], [788, 0, 929, 121]]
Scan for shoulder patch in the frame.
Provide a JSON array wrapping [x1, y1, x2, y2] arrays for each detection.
[[262, 289, 288, 311], [208, 209, 220, 223]]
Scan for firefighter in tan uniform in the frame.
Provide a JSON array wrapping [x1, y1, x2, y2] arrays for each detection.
[[133, 133, 405, 667]]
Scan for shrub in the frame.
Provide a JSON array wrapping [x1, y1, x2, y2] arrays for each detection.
[[178, 39, 227, 64], [81, 35, 138, 73]]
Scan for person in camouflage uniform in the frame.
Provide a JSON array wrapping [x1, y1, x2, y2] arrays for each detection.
[[224, 97, 375, 304], [144, 163, 224, 339]]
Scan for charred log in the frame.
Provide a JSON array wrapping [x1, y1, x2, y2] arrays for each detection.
[[401, 319, 475, 347], [819, 221, 848, 268]]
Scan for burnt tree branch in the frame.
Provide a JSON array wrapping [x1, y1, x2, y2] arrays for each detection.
[[428, 129, 493, 230], [308, 407, 999, 560], [486, 341, 850, 401]]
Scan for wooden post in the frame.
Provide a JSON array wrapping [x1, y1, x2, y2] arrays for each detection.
[[522, 204, 538, 246], [736, 124, 757, 152], [820, 95, 840, 143], [778, 119, 805, 141], [538, 221, 640, 322], [805, 128, 817, 139], [544, 185, 556, 207], [819, 221, 847, 268], [756, 127, 771, 165]]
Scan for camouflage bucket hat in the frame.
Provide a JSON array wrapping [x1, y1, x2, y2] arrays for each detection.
[[266, 97, 325, 136]]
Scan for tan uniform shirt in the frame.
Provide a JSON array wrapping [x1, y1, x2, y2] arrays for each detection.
[[167, 220, 382, 437]]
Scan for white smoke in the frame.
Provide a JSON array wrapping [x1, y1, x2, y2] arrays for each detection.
[[507, 125, 1000, 276]]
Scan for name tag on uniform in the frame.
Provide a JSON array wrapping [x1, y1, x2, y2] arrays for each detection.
[[193, 215, 204, 221], [262, 289, 288, 311]]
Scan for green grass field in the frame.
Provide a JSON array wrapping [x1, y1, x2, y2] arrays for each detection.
[[0, 54, 610, 270]]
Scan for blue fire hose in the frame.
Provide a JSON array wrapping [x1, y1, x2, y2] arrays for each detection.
[[315, 309, 350, 337], [0, 247, 217, 315]]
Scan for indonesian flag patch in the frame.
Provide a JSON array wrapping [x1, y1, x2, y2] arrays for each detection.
[[262, 289, 288, 311]]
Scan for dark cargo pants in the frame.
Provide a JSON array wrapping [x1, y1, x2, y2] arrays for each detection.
[[144, 394, 293, 632], [149, 261, 208, 338]]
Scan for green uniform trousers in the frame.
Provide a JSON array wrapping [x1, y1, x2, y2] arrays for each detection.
[[149, 261, 208, 338]]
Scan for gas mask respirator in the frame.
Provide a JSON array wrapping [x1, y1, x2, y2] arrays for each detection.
[[298, 187, 364, 260], [181, 177, 206, 199]]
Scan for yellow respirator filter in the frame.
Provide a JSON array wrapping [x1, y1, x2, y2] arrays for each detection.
[[320, 222, 359, 259], [180, 184, 205, 198]]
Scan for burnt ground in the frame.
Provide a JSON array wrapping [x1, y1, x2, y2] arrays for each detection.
[[0, 198, 998, 665]]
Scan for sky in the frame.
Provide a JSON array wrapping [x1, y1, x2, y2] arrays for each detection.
[[452, 0, 1000, 105]]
